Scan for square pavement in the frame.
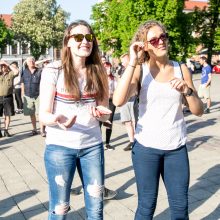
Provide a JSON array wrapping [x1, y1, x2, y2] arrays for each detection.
[[0, 73, 220, 220]]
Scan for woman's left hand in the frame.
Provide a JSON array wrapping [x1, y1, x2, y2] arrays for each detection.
[[169, 77, 189, 94], [88, 106, 111, 122]]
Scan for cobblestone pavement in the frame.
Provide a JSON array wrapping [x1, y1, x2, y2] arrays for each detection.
[[0, 73, 220, 220]]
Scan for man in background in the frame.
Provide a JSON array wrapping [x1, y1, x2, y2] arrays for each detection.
[[21, 56, 45, 136], [198, 56, 212, 114], [0, 60, 19, 137], [12, 61, 23, 114]]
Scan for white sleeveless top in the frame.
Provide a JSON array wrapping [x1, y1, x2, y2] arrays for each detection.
[[40, 61, 102, 149], [135, 61, 187, 150]]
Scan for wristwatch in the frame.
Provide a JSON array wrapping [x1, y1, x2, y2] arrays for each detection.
[[184, 87, 193, 97]]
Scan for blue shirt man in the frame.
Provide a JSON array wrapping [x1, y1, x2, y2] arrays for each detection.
[[198, 56, 212, 113], [201, 65, 212, 85]]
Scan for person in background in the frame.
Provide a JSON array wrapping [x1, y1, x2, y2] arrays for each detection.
[[100, 56, 118, 200], [100, 58, 117, 151], [12, 61, 23, 114], [21, 56, 46, 136], [35, 58, 52, 137], [212, 60, 220, 74], [113, 20, 203, 219], [35, 58, 52, 68], [198, 56, 212, 114], [0, 60, 19, 137], [39, 20, 111, 220], [119, 53, 137, 151]]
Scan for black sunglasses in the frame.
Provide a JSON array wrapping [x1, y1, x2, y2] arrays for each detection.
[[69, 33, 94, 42], [147, 33, 168, 48]]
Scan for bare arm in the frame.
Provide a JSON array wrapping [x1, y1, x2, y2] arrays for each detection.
[[205, 73, 212, 87], [9, 64, 19, 76], [93, 84, 111, 122], [39, 81, 57, 125], [171, 63, 204, 116], [113, 42, 144, 106], [113, 65, 140, 106]]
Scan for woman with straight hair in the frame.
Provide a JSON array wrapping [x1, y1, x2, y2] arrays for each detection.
[[113, 20, 203, 220], [39, 20, 110, 220]]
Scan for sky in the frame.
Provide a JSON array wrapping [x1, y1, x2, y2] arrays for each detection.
[[0, 0, 98, 23]]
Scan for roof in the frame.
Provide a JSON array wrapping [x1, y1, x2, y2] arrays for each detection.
[[0, 14, 12, 27], [184, 1, 208, 11]]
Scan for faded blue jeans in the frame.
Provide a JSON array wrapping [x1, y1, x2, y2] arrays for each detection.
[[132, 140, 189, 220], [44, 143, 104, 220]]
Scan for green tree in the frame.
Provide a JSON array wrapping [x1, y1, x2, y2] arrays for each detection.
[[91, 0, 121, 56], [92, 0, 156, 57], [12, 0, 69, 59], [185, 0, 220, 63], [0, 18, 13, 58], [91, 0, 190, 60], [214, 26, 220, 51], [205, 0, 219, 63]]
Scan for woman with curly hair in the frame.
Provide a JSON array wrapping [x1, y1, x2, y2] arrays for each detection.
[[113, 20, 203, 220]]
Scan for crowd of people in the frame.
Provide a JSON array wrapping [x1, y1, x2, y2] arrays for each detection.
[[2, 18, 220, 220]]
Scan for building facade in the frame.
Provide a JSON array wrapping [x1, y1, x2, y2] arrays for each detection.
[[0, 14, 61, 68]]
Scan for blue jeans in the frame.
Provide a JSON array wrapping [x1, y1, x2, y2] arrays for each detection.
[[132, 140, 189, 220], [44, 143, 104, 220]]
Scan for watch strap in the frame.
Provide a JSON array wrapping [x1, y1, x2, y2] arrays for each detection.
[[184, 87, 193, 97]]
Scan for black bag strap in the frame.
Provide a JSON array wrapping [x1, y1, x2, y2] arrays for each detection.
[[178, 61, 184, 80], [137, 64, 143, 96], [178, 62, 189, 107]]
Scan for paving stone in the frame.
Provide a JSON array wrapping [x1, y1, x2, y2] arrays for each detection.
[[0, 73, 219, 219]]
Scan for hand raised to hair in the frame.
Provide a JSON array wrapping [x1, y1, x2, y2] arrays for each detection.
[[129, 42, 145, 64], [0, 60, 8, 66]]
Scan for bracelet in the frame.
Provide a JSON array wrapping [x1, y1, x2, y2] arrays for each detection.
[[128, 64, 136, 68], [184, 87, 194, 97]]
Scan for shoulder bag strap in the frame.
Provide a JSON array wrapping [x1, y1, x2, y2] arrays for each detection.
[[137, 64, 143, 96]]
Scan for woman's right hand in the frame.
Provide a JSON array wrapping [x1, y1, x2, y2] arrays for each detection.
[[55, 114, 77, 130], [129, 42, 145, 65]]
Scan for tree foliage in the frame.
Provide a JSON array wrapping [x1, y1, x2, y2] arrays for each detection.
[[91, 0, 189, 60], [0, 18, 13, 58], [189, 0, 220, 63], [12, 0, 69, 59], [91, 0, 219, 61]]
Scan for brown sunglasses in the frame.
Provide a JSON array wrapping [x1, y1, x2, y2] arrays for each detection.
[[69, 34, 94, 42]]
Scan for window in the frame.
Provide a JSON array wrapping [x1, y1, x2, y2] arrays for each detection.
[[55, 48, 61, 60], [2, 46, 7, 54], [12, 43, 18, 55], [22, 43, 29, 54]]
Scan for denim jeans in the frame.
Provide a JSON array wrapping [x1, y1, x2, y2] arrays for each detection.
[[132, 140, 189, 220], [44, 143, 104, 220]]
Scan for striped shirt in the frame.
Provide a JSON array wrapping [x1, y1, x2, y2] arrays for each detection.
[[40, 61, 102, 149]]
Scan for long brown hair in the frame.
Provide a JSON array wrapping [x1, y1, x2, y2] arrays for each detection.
[[61, 20, 108, 101], [131, 20, 167, 63]]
